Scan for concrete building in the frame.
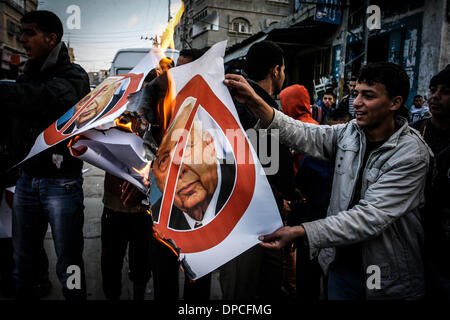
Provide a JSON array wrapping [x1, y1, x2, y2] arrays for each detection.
[[174, 0, 292, 50], [0, 0, 38, 79], [224, 0, 450, 107]]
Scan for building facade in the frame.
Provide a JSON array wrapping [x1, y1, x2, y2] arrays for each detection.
[[224, 0, 450, 107], [0, 0, 38, 79], [174, 0, 292, 50]]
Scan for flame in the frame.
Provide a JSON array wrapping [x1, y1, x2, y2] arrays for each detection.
[[149, 2, 184, 134], [160, 2, 185, 51], [67, 135, 81, 148], [114, 117, 134, 133], [132, 161, 152, 186]]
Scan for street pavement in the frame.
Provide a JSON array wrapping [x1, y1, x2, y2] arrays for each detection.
[[1, 162, 222, 300]]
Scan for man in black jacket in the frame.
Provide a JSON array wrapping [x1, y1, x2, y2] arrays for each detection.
[[220, 40, 292, 299], [0, 11, 90, 300]]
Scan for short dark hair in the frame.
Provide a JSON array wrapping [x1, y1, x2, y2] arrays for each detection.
[[357, 62, 410, 118], [413, 95, 423, 100], [21, 10, 63, 43], [246, 40, 284, 81], [179, 48, 206, 62], [326, 107, 351, 124], [350, 76, 357, 82], [324, 89, 336, 99]]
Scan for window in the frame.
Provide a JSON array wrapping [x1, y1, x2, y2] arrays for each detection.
[[231, 18, 250, 34], [7, 20, 17, 36]]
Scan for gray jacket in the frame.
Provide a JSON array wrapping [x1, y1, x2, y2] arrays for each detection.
[[257, 109, 431, 299]]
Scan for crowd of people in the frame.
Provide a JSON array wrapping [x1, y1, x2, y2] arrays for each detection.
[[0, 10, 449, 301]]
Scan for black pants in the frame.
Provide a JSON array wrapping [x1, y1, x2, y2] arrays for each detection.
[[296, 239, 323, 300], [149, 219, 211, 300], [0, 238, 14, 296], [101, 207, 151, 300]]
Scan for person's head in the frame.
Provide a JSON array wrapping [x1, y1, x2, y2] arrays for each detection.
[[428, 64, 450, 119], [279, 84, 317, 123], [246, 40, 285, 95], [153, 100, 218, 221], [349, 76, 357, 96], [325, 108, 352, 125], [322, 90, 336, 109], [413, 95, 424, 108], [20, 10, 63, 61], [74, 81, 121, 128], [177, 48, 206, 66], [354, 62, 410, 130]]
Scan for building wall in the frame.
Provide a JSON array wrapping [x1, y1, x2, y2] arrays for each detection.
[[176, 0, 291, 50], [418, 0, 449, 96], [0, 0, 38, 78], [0, 0, 38, 53]]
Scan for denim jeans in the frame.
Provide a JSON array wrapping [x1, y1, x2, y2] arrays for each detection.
[[12, 172, 86, 300], [327, 263, 366, 300]]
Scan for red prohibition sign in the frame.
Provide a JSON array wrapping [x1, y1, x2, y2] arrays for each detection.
[[43, 73, 144, 146], [155, 75, 256, 253]]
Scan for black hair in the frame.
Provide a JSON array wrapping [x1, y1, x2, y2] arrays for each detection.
[[179, 48, 206, 62], [246, 40, 284, 81], [357, 62, 410, 118], [324, 89, 336, 99], [21, 10, 63, 43], [326, 107, 351, 124], [413, 95, 423, 100], [350, 76, 357, 82]]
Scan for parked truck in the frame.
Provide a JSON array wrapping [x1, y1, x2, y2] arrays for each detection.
[[109, 48, 179, 76]]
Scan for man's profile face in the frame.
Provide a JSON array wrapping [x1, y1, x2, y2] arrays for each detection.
[[428, 84, 450, 118], [349, 80, 357, 96], [413, 96, 424, 108], [20, 22, 55, 60], [153, 104, 218, 221], [323, 94, 335, 109], [273, 62, 285, 95], [353, 82, 394, 129]]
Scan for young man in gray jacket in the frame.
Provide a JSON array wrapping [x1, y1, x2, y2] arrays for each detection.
[[224, 62, 431, 300]]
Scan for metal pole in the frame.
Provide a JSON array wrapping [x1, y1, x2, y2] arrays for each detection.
[[168, 0, 172, 22], [338, 0, 350, 102], [363, 0, 370, 65]]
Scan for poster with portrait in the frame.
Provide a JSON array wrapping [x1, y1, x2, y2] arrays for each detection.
[[14, 48, 168, 167], [149, 41, 283, 280]]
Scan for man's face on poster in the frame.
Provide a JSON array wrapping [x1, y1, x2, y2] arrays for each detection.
[[153, 104, 218, 221], [74, 82, 120, 128]]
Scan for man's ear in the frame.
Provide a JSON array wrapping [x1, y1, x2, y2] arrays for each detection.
[[389, 95, 403, 112], [203, 131, 216, 157], [271, 65, 280, 79], [45, 33, 58, 48]]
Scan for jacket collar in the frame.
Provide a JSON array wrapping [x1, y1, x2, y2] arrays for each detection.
[[23, 42, 67, 74], [351, 116, 409, 149]]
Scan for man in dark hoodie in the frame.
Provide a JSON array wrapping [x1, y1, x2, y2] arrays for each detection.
[[0, 11, 90, 300]]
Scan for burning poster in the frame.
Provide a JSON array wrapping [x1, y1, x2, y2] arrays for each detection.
[[13, 47, 172, 190], [147, 41, 282, 279]]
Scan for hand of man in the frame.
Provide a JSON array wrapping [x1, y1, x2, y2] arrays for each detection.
[[223, 74, 258, 105], [223, 74, 274, 127], [258, 225, 306, 250]]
